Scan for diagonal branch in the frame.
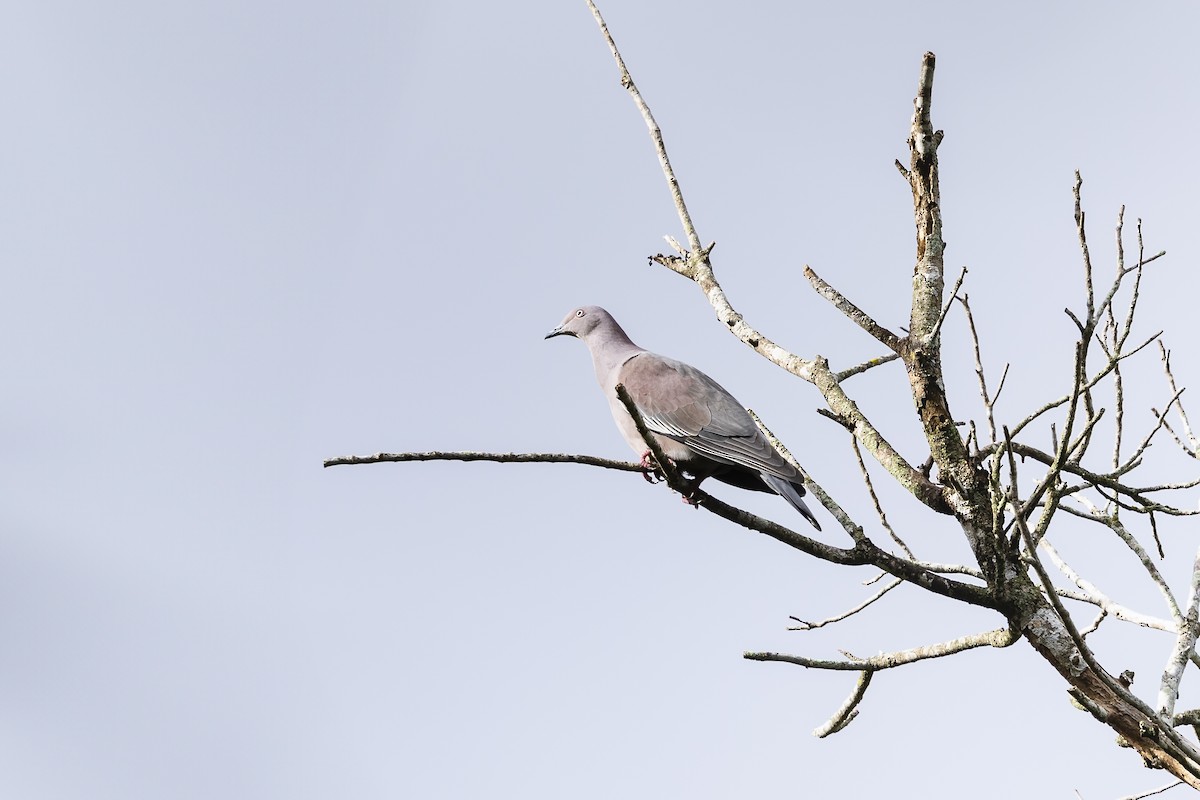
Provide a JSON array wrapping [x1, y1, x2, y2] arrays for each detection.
[[813, 671, 873, 738], [585, 0, 702, 258], [850, 436, 914, 557], [809, 358, 951, 514], [929, 265, 968, 343], [1071, 497, 1182, 624], [835, 352, 902, 382], [789, 577, 903, 631], [1013, 501, 1200, 780], [1157, 548, 1200, 721], [959, 293, 1002, 445], [745, 626, 1017, 671], [591, 1, 815, 385], [1040, 535, 1176, 632], [804, 265, 903, 352], [1117, 781, 1186, 800], [1158, 342, 1198, 457]]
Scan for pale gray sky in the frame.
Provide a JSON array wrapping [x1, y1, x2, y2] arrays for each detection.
[[4, 1, 1200, 797]]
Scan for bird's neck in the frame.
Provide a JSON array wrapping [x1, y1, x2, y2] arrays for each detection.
[[586, 328, 644, 376]]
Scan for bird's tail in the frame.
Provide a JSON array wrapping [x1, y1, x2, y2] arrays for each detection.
[[761, 473, 821, 531]]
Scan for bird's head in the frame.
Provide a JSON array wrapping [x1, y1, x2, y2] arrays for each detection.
[[544, 305, 612, 342]]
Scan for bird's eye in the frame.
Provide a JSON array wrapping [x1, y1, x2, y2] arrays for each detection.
[[575, 309, 585, 317]]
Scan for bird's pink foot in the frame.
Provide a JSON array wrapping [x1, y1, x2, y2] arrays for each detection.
[[640, 450, 659, 484], [639, 449, 674, 484]]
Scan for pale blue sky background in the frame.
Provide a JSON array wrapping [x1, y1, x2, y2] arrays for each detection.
[[4, 1, 1200, 797]]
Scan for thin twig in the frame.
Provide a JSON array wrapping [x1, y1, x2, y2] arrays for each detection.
[[850, 436, 914, 557], [1159, 342, 1198, 456], [585, 0, 702, 259], [1009, 332, 1163, 442], [834, 352, 902, 382], [1118, 781, 1185, 800], [959, 293, 998, 444], [1122, 388, 1186, 472], [789, 578, 903, 630], [1080, 609, 1107, 637], [929, 265, 967, 342]]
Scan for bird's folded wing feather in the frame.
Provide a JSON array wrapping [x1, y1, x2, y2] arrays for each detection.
[[619, 353, 802, 482]]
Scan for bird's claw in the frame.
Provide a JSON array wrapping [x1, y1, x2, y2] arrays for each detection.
[[639, 449, 670, 484]]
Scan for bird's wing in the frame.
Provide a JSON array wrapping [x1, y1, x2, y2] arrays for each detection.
[[619, 353, 801, 481]]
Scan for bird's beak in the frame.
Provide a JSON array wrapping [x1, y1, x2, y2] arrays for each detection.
[[544, 326, 566, 340]]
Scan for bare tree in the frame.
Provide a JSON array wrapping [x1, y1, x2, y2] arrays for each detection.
[[326, 2, 1200, 790]]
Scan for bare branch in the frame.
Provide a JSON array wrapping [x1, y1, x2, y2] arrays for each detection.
[[1157, 548, 1200, 721], [906, 52, 947, 348], [1118, 782, 1185, 800], [1158, 342, 1198, 456], [789, 578, 903, 631], [850, 436, 914, 557], [1080, 609, 1107, 637], [813, 671, 873, 738], [323, 450, 644, 472], [1009, 328, 1163, 443], [591, 0, 825, 393], [1109, 209, 1128, 470], [809, 358, 951, 514], [1122, 388, 1186, 472], [1072, 497, 1182, 624], [1075, 171, 1096, 323], [745, 626, 1017, 671], [834, 352, 902, 382], [959, 292, 999, 444], [929, 265, 968, 343], [585, 0, 702, 258], [893, 52, 992, 540], [994, 441, 1200, 516], [1174, 709, 1200, 728], [1040, 536, 1176, 632], [1013, 502, 1200, 776], [804, 265, 903, 352]]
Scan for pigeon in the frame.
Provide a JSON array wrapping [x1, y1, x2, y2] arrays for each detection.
[[546, 305, 820, 529]]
